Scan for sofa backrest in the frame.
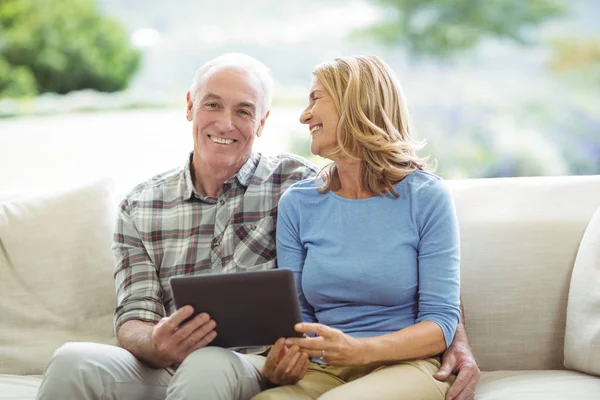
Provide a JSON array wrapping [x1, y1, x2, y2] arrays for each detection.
[[0, 179, 119, 375], [1, 175, 599, 375], [447, 175, 600, 371]]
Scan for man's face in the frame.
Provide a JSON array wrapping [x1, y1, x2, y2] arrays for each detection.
[[186, 67, 268, 174]]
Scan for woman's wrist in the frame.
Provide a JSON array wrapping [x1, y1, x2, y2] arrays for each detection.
[[358, 337, 377, 365]]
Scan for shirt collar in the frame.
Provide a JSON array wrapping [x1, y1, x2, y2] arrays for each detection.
[[182, 152, 261, 201]]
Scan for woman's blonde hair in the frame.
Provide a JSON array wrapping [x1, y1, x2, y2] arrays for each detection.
[[314, 55, 429, 197]]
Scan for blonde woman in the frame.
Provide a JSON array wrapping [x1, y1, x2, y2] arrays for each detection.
[[253, 55, 461, 400]]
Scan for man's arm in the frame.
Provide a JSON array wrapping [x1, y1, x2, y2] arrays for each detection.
[[118, 320, 164, 368], [434, 307, 481, 400], [113, 199, 216, 368]]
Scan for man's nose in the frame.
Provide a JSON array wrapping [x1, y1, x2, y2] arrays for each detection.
[[216, 110, 234, 132]]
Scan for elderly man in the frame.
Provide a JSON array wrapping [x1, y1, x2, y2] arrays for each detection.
[[36, 53, 479, 400]]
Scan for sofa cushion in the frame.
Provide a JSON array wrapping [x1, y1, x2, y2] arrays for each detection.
[[448, 175, 600, 371], [0, 179, 119, 375], [564, 204, 600, 376], [475, 370, 600, 400], [0, 375, 41, 400]]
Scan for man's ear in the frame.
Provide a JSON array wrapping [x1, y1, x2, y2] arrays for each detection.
[[256, 110, 271, 137], [186, 91, 193, 121]]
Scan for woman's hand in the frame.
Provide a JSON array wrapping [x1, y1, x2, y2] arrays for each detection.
[[285, 323, 367, 366]]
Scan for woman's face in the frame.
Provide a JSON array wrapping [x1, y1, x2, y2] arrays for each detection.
[[299, 77, 340, 159]]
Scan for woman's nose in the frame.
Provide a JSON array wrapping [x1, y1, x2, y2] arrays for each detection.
[[299, 107, 311, 124]]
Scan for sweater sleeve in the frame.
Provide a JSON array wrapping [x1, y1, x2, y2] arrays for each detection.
[[414, 178, 461, 348], [276, 189, 318, 323]]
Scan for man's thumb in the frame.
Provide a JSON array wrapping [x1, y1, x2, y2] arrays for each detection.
[[433, 365, 451, 381]]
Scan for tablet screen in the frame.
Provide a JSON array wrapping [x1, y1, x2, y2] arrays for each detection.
[[169, 269, 303, 348]]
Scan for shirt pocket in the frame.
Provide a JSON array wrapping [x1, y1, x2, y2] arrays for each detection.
[[231, 216, 277, 271]]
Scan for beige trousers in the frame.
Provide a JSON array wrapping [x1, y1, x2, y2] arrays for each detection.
[[252, 357, 453, 400]]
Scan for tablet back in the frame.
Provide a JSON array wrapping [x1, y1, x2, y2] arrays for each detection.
[[169, 269, 303, 348]]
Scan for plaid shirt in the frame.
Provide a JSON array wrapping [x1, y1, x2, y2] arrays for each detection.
[[113, 152, 317, 343]]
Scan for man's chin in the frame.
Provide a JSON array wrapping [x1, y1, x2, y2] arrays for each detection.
[[209, 154, 247, 171]]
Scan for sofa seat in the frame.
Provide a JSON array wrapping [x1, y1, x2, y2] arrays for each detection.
[[3, 370, 600, 400], [0, 375, 41, 400], [476, 370, 600, 399]]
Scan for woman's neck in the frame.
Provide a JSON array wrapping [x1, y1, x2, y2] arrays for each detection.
[[334, 161, 373, 199]]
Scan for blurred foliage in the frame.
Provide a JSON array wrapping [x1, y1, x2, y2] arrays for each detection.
[[413, 94, 599, 178], [0, 0, 140, 98], [548, 36, 600, 89], [357, 0, 566, 57]]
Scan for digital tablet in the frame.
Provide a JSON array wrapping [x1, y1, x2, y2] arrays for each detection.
[[169, 269, 303, 348]]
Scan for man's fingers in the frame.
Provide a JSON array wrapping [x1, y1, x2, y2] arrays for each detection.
[[173, 313, 211, 343], [288, 352, 309, 381], [451, 369, 480, 400], [185, 330, 217, 357], [263, 338, 285, 377], [448, 377, 477, 400], [168, 305, 196, 327], [434, 365, 453, 381], [434, 353, 457, 381], [182, 319, 216, 350], [445, 365, 476, 400], [276, 346, 301, 379]]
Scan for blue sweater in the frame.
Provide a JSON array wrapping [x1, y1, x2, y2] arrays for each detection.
[[276, 170, 461, 348]]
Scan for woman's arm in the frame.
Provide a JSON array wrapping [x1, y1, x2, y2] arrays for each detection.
[[363, 178, 462, 364], [289, 320, 445, 366], [276, 189, 317, 323], [360, 321, 445, 364]]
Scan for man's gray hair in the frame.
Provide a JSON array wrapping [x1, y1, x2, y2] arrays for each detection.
[[189, 53, 273, 118]]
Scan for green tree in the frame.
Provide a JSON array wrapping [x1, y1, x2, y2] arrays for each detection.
[[0, 0, 140, 98], [357, 0, 566, 57]]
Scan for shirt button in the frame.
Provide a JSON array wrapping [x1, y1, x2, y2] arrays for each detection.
[[219, 199, 225, 206]]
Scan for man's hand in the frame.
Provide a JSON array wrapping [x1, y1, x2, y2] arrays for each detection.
[[262, 338, 310, 386], [434, 325, 480, 400], [151, 305, 217, 367]]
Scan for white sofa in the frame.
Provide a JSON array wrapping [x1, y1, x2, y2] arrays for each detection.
[[1, 175, 600, 399]]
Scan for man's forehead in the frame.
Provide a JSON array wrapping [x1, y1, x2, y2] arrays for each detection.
[[198, 66, 261, 101]]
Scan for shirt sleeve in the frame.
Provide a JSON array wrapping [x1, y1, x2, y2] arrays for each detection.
[[276, 189, 318, 324], [414, 178, 461, 348], [112, 198, 165, 334]]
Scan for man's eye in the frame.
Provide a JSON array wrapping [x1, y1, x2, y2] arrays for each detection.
[[206, 103, 218, 108], [239, 109, 252, 116]]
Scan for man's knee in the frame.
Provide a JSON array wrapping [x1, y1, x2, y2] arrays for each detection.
[[48, 342, 93, 367], [169, 347, 264, 400], [37, 342, 118, 400], [176, 346, 240, 377]]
